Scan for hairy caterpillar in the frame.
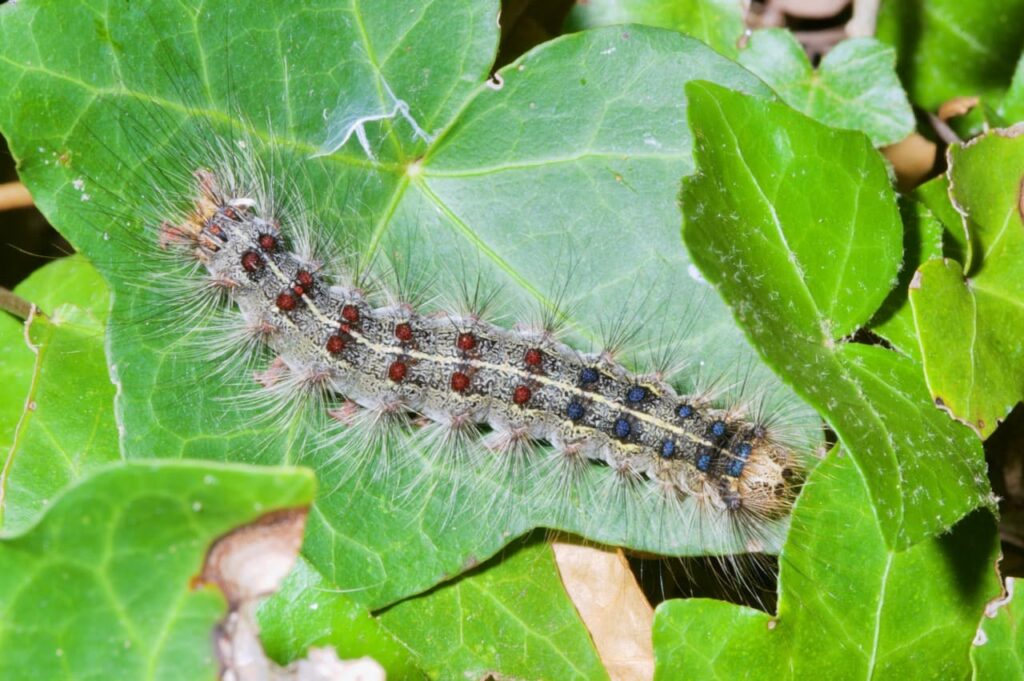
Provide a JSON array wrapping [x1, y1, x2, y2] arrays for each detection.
[[3, 0, 824, 605], [168, 162, 798, 515], [70, 113, 810, 568]]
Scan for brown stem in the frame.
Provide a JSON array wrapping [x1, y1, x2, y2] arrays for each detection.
[[0, 287, 35, 320]]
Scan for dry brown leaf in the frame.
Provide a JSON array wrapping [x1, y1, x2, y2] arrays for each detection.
[[199, 507, 385, 681], [553, 541, 654, 681], [938, 96, 980, 122], [0, 181, 32, 211], [772, 0, 850, 19], [884, 133, 938, 191]]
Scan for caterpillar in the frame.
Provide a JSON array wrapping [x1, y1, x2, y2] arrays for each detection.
[[169, 161, 799, 513], [78, 109, 809, 560]]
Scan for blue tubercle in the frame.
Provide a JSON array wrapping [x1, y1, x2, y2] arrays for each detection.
[[613, 417, 631, 439], [676, 404, 693, 419], [711, 420, 727, 438], [626, 385, 647, 403], [726, 442, 753, 477], [695, 448, 713, 472], [566, 401, 585, 421], [580, 367, 599, 385], [660, 440, 675, 459]]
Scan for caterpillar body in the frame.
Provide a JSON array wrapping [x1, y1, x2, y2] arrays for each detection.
[[156, 158, 800, 535]]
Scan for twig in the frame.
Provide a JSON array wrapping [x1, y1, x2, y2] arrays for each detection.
[[0, 287, 36, 320], [0, 182, 33, 211], [928, 113, 964, 146]]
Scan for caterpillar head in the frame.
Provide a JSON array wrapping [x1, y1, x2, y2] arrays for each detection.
[[720, 428, 801, 519]]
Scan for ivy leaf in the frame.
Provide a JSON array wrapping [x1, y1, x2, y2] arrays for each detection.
[[915, 174, 971, 262], [681, 81, 991, 549], [0, 255, 118, 532], [971, 578, 1024, 678], [258, 541, 610, 681], [867, 197, 944, 359], [909, 128, 1024, 438], [256, 556, 426, 679], [564, 0, 745, 58], [0, 460, 316, 681], [378, 539, 609, 681], [737, 29, 914, 146], [653, 447, 1001, 679], [0, 0, 812, 611], [1000, 54, 1024, 123], [877, 0, 1024, 119]]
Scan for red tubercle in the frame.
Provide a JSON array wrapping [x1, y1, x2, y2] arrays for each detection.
[[524, 348, 543, 367], [456, 332, 476, 351], [512, 384, 532, 405], [240, 250, 263, 273], [341, 304, 360, 323], [276, 291, 298, 312], [258, 233, 278, 252], [395, 322, 413, 342], [292, 271, 315, 296], [451, 371, 470, 392], [388, 361, 408, 382], [326, 335, 345, 354]]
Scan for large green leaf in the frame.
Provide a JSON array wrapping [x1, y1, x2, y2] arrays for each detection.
[[257, 556, 426, 680], [910, 128, 1024, 438], [877, 0, 1024, 117], [258, 542, 609, 681], [737, 29, 914, 147], [653, 447, 1001, 679], [971, 578, 1024, 679], [681, 81, 991, 549], [0, 0, 814, 611], [564, 0, 745, 58], [1001, 54, 1024, 123], [0, 255, 118, 532], [0, 460, 316, 681], [378, 539, 609, 681], [867, 197, 944, 359]]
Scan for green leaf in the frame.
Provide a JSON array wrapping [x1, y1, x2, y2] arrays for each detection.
[[378, 538, 608, 681], [972, 578, 1024, 679], [868, 197, 943, 358], [1, 255, 111, 451], [0, 0, 811, 611], [737, 29, 914, 147], [681, 81, 991, 549], [257, 557, 426, 680], [910, 128, 1024, 438], [564, 0, 745, 58], [1, 255, 118, 532], [877, 0, 1024, 114], [0, 460, 317, 681], [653, 449, 1001, 680], [915, 174, 971, 263], [1000, 54, 1024, 124], [0, 305, 34, 458]]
